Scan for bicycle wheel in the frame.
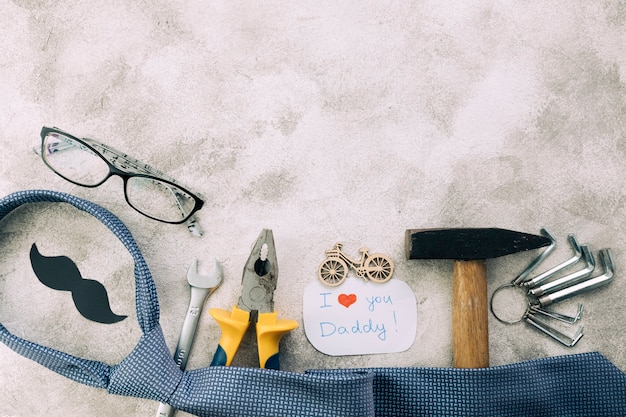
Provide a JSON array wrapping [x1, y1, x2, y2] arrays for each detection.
[[365, 255, 394, 283], [318, 258, 348, 287]]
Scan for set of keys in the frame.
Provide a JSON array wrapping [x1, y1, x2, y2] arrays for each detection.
[[491, 228, 615, 347]]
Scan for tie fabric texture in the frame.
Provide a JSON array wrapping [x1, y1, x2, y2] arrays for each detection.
[[0, 190, 625, 417]]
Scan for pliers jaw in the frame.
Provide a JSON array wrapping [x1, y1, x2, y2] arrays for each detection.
[[238, 229, 278, 315]]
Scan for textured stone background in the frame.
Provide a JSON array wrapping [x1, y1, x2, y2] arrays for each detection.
[[1, 1, 625, 415]]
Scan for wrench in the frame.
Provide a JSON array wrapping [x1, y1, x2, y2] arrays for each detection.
[[156, 258, 224, 417], [524, 312, 584, 347], [537, 248, 614, 307], [521, 234, 583, 288], [512, 228, 557, 285], [528, 245, 595, 298]]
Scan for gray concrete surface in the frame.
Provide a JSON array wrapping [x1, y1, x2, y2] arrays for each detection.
[[1, 1, 626, 415]]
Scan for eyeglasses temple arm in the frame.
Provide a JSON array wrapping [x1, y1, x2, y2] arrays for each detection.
[[86, 139, 206, 237], [186, 216, 204, 237]]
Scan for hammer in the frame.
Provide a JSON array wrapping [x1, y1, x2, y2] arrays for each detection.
[[405, 228, 551, 368]]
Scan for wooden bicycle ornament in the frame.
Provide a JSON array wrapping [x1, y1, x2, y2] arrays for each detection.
[[318, 243, 394, 287]]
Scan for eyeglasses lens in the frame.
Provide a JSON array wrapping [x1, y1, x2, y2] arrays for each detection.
[[126, 177, 196, 223], [42, 132, 110, 186]]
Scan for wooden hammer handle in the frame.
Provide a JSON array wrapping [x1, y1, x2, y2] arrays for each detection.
[[452, 259, 489, 368]]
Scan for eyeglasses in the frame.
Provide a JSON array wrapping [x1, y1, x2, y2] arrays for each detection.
[[38, 126, 204, 236]]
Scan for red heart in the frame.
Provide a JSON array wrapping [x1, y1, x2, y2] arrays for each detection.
[[338, 293, 357, 308]]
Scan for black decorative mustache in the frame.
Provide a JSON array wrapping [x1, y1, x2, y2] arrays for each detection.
[[30, 243, 127, 324]]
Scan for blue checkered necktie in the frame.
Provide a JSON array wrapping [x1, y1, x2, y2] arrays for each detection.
[[1, 190, 625, 417]]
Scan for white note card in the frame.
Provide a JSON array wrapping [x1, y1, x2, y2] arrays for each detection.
[[303, 278, 417, 356]]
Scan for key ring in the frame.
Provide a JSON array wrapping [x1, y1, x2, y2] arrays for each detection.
[[490, 283, 531, 325]]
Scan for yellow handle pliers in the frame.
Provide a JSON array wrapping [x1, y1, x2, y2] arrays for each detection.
[[209, 229, 298, 369]]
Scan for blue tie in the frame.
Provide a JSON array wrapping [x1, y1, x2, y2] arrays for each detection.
[[1, 190, 625, 417]]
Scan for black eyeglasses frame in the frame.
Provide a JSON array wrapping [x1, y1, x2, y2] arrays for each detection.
[[39, 126, 204, 225]]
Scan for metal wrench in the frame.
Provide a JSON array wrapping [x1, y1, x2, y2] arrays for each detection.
[[156, 258, 224, 417], [524, 312, 584, 347], [521, 234, 583, 289], [512, 228, 557, 285], [537, 248, 614, 307], [528, 245, 595, 298]]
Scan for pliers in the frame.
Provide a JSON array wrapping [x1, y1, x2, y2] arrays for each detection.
[[209, 229, 298, 370]]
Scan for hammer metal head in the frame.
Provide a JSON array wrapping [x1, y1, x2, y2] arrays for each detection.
[[405, 228, 551, 261]]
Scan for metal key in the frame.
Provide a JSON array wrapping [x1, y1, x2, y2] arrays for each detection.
[[528, 246, 595, 297], [537, 249, 614, 307]]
